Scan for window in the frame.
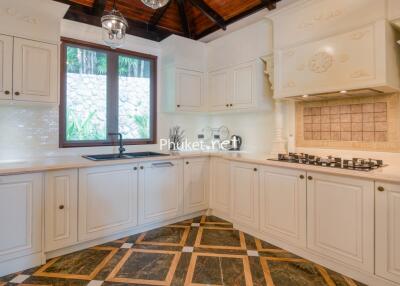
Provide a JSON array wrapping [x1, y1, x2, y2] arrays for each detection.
[[60, 38, 157, 147]]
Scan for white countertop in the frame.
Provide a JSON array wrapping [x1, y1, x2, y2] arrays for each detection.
[[1, 151, 400, 184]]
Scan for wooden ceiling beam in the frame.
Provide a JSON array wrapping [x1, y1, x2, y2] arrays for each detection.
[[260, 0, 280, 11], [176, 0, 192, 38], [92, 0, 107, 16], [189, 0, 226, 31], [52, 0, 172, 41], [148, 0, 171, 28]]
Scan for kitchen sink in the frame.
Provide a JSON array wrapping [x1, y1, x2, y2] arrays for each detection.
[[82, 152, 170, 161]]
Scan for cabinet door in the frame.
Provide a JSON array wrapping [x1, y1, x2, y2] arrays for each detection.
[[45, 169, 78, 252], [307, 172, 374, 272], [183, 158, 209, 214], [13, 37, 58, 103], [232, 61, 255, 109], [208, 69, 230, 111], [259, 167, 306, 247], [78, 164, 138, 241], [231, 162, 259, 230], [0, 34, 13, 100], [138, 160, 183, 224], [0, 173, 42, 263], [210, 158, 231, 217], [376, 182, 400, 284], [176, 69, 204, 111], [388, 0, 400, 21]]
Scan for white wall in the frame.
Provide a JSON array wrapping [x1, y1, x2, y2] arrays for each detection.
[[0, 19, 277, 160]]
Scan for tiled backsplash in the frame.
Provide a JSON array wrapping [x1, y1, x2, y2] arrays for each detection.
[[295, 94, 400, 152], [303, 102, 387, 142]]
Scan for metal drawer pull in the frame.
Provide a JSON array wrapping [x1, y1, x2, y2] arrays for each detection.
[[152, 162, 174, 168]]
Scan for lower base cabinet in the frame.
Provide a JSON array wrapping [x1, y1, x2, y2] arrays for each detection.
[[210, 157, 231, 217], [0, 173, 42, 263], [138, 160, 183, 224], [231, 161, 259, 230], [45, 169, 78, 252], [183, 158, 209, 214], [259, 166, 307, 247], [78, 164, 138, 241], [375, 181, 400, 284], [306, 172, 374, 272]]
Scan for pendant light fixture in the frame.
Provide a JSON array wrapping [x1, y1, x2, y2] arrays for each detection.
[[141, 0, 170, 9], [101, 0, 128, 49]]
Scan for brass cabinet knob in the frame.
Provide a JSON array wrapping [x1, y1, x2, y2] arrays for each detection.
[[186, 161, 189, 165], [378, 186, 385, 192], [300, 175, 305, 179], [140, 166, 144, 170], [177, 105, 180, 108], [253, 168, 258, 172], [226, 104, 229, 107], [59, 205, 65, 210], [230, 104, 233, 107], [133, 167, 137, 170], [14, 91, 20, 96], [308, 176, 313, 180], [4, 90, 10, 95]]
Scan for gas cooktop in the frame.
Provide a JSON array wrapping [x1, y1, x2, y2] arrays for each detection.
[[269, 153, 386, 172]]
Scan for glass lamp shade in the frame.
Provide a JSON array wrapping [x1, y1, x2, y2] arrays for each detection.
[[141, 0, 170, 9], [101, 9, 128, 49]]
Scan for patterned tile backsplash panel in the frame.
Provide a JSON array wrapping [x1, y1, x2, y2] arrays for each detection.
[[303, 103, 388, 142]]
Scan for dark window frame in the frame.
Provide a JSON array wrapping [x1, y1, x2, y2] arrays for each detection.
[[59, 37, 157, 148]]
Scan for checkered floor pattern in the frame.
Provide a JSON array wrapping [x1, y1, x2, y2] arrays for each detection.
[[0, 216, 366, 286]]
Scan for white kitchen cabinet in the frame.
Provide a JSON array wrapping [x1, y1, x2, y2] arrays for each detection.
[[208, 60, 267, 112], [45, 169, 78, 252], [307, 172, 374, 272], [210, 157, 231, 217], [388, 0, 400, 21], [138, 160, 183, 224], [275, 20, 399, 99], [183, 158, 209, 215], [78, 164, 138, 241], [259, 166, 307, 247], [0, 173, 42, 263], [176, 69, 205, 111], [231, 161, 259, 230], [0, 34, 13, 100], [208, 69, 230, 111], [375, 182, 400, 284], [231, 61, 255, 109], [13, 37, 58, 103]]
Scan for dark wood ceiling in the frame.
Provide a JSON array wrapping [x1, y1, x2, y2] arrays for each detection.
[[53, 0, 280, 41]]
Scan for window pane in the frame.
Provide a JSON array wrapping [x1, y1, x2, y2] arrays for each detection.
[[118, 55, 151, 140], [65, 46, 107, 141]]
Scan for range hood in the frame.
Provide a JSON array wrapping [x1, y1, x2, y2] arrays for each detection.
[[288, 87, 397, 101], [272, 20, 400, 100]]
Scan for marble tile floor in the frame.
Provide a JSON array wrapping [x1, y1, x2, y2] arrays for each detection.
[[0, 215, 366, 286]]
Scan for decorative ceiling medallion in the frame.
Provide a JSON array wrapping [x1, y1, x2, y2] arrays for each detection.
[[308, 52, 333, 73]]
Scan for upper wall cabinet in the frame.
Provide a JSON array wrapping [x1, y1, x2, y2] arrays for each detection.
[[208, 60, 271, 112], [161, 35, 207, 112], [0, 35, 13, 100], [13, 38, 58, 103], [268, 0, 386, 49], [0, 36, 58, 104], [274, 21, 400, 99]]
